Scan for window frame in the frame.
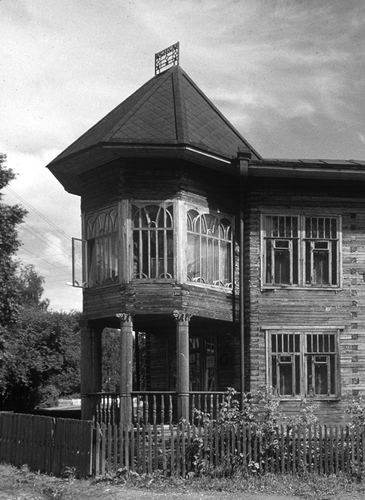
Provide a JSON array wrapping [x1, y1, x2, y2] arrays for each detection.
[[131, 201, 175, 282], [72, 206, 119, 288], [186, 207, 234, 289], [261, 212, 342, 289], [265, 327, 341, 401]]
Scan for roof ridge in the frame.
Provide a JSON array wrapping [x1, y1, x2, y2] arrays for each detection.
[[180, 69, 261, 159], [172, 67, 188, 143], [104, 70, 173, 142]]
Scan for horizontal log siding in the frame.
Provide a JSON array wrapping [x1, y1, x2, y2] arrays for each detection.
[[247, 178, 365, 424]]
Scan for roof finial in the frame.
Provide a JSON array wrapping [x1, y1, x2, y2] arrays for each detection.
[[155, 42, 179, 75]]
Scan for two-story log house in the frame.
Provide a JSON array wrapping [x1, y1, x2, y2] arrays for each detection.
[[47, 46, 365, 425]]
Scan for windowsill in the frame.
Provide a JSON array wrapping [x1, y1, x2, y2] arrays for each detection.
[[86, 281, 120, 289], [184, 281, 233, 293], [131, 278, 175, 284], [261, 285, 342, 292]]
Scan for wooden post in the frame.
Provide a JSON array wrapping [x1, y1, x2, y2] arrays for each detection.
[[81, 322, 93, 420], [117, 313, 134, 426], [173, 310, 193, 421], [81, 322, 102, 420]]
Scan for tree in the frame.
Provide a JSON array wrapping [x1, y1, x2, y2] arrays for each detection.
[[0, 154, 27, 329], [1, 307, 81, 411], [17, 264, 50, 310]]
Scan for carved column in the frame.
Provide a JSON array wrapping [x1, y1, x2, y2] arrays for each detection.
[[80, 322, 102, 420], [117, 313, 134, 426], [173, 310, 193, 421]]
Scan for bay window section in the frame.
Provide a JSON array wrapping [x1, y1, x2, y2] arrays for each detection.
[[132, 203, 174, 279], [86, 208, 119, 287], [187, 210, 233, 288]]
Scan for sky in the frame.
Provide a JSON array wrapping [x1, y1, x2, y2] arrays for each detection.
[[1, 0, 365, 312]]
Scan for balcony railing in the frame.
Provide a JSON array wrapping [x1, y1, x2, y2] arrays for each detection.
[[88, 391, 238, 425]]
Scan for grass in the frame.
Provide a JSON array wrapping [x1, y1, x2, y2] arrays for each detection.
[[2, 463, 365, 500]]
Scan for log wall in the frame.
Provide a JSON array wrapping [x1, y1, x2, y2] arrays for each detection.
[[247, 178, 365, 423]]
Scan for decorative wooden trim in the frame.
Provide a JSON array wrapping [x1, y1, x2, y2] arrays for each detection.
[[116, 313, 134, 324], [173, 310, 194, 323]]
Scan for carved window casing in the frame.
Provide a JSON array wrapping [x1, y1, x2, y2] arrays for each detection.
[[262, 214, 341, 288], [132, 203, 174, 279], [187, 210, 233, 288], [266, 328, 340, 400]]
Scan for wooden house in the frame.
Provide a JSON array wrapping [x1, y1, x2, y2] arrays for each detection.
[[47, 46, 365, 424]]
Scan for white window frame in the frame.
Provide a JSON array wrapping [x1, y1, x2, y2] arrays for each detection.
[[131, 201, 175, 281], [186, 207, 234, 289], [261, 212, 341, 289], [264, 327, 341, 400], [72, 206, 119, 288]]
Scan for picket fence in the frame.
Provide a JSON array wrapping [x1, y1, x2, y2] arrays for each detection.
[[93, 421, 365, 477], [1, 412, 365, 479]]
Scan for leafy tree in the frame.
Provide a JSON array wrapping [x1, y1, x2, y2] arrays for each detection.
[[0, 153, 27, 329], [17, 264, 50, 310], [1, 307, 81, 411]]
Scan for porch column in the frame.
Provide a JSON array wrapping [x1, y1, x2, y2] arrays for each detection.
[[173, 310, 193, 421], [80, 322, 102, 420], [117, 313, 134, 426]]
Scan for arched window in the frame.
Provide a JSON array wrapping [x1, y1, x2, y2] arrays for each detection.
[[187, 210, 232, 287], [132, 204, 174, 279], [86, 208, 118, 286]]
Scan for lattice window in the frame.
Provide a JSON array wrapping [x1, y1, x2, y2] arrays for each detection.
[[187, 210, 232, 287], [268, 330, 339, 399], [86, 208, 119, 287], [132, 203, 174, 279], [262, 214, 340, 287]]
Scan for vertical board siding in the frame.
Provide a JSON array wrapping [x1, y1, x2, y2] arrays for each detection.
[[0, 413, 93, 478], [2, 412, 365, 478]]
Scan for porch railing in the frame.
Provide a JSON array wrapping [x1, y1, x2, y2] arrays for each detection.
[[88, 391, 238, 425]]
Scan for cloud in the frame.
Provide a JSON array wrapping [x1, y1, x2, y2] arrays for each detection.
[[2, 0, 365, 310]]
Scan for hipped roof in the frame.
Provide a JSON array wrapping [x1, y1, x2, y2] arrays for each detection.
[[47, 65, 261, 193]]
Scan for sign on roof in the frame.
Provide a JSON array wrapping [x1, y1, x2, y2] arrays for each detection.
[[155, 42, 179, 74]]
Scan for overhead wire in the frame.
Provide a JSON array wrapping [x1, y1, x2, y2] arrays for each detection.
[[5, 186, 85, 290], [20, 222, 71, 260], [5, 186, 75, 241]]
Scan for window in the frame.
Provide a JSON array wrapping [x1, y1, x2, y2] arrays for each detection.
[[187, 210, 233, 287], [86, 209, 119, 287], [262, 214, 340, 287], [132, 203, 174, 279], [189, 335, 217, 391], [267, 329, 340, 399]]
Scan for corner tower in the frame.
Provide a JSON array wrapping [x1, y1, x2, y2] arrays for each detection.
[[47, 46, 259, 422]]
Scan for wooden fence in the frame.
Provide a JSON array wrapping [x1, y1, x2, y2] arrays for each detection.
[[0, 412, 93, 477], [93, 421, 365, 478], [2, 412, 365, 479]]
